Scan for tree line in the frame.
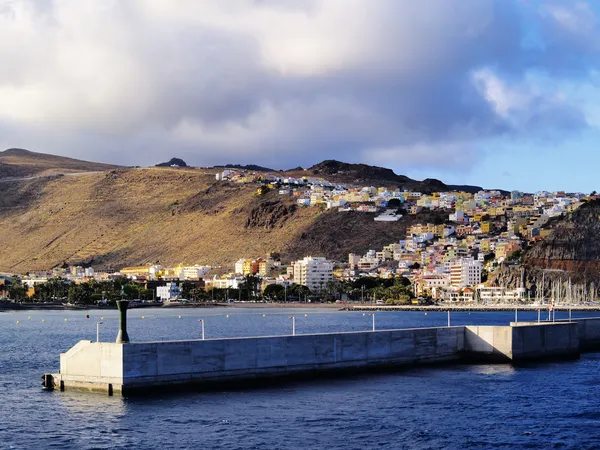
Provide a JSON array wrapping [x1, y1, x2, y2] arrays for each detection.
[[4, 274, 417, 305]]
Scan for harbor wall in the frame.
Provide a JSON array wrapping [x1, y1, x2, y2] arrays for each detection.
[[512, 317, 600, 351], [58, 340, 123, 393], [55, 327, 465, 394], [121, 327, 464, 392], [510, 322, 579, 361], [464, 326, 512, 361], [573, 318, 600, 350], [51, 321, 583, 395]]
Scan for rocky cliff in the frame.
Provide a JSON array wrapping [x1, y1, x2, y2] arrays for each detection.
[[489, 200, 600, 299]]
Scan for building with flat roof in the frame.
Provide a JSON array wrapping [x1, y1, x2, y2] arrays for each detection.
[[291, 256, 334, 292]]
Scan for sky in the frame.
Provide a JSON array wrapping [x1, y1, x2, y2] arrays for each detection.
[[1, 0, 600, 192]]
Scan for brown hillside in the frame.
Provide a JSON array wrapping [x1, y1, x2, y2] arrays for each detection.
[[0, 148, 120, 179], [0, 167, 444, 272]]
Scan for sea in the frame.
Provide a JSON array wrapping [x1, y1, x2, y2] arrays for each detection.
[[2, 307, 600, 450]]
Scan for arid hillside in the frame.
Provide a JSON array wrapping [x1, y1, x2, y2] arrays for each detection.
[[0, 148, 119, 179], [0, 167, 443, 272]]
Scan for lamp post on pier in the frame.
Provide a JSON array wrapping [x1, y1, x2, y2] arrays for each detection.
[[96, 321, 103, 343], [368, 313, 375, 331], [198, 319, 205, 340]]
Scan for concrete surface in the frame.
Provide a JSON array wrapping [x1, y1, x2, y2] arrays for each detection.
[[50, 321, 585, 395]]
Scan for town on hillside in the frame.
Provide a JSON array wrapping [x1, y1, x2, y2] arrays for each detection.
[[1, 169, 595, 306]]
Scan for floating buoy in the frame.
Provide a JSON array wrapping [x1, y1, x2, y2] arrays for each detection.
[[305, 314, 308, 317], [86, 314, 89, 319], [226, 314, 229, 318], [362, 313, 366, 316], [141, 316, 145, 319], [42, 319, 45, 323], [178, 315, 182, 319], [64, 318, 68, 322], [28, 316, 31, 320], [101, 317, 104, 320], [263, 314, 266, 317], [16, 321, 20, 325], [424, 312, 428, 316]]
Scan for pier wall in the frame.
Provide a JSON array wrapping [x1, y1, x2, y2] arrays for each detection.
[[574, 318, 600, 350], [51, 322, 583, 395], [512, 318, 600, 351], [58, 341, 123, 393], [510, 323, 579, 361], [121, 327, 464, 392], [464, 326, 512, 361]]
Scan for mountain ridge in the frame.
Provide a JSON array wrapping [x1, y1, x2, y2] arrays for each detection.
[[0, 148, 120, 179], [0, 149, 504, 272]]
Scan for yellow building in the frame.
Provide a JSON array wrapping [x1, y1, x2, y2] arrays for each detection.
[[481, 222, 491, 233], [258, 259, 274, 276], [242, 259, 260, 275], [495, 241, 521, 259], [120, 266, 152, 277], [480, 239, 490, 252]]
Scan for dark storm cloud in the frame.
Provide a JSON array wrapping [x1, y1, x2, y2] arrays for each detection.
[[0, 0, 597, 172]]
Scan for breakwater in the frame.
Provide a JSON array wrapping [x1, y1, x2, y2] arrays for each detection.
[[45, 305, 600, 395]]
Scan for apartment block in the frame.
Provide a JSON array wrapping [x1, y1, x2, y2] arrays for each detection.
[[291, 256, 334, 292]]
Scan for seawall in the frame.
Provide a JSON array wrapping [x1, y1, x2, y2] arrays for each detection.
[[48, 319, 593, 396]]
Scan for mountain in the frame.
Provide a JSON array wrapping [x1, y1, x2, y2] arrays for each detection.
[[214, 164, 277, 172], [0, 148, 120, 179], [156, 158, 188, 167], [0, 153, 495, 272], [0, 165, 450, 272], [301, 160, 483, 193]]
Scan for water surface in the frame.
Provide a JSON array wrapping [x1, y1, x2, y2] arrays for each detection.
[[1, 308, 599, 449]]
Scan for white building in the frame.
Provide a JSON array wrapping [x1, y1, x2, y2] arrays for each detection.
[[291, 256, 334, 292], [205, 275, 243, 290], [450, 259, 482, 288], [374, 209, 402, 222], [234, 259, 246, 275], [180, 265, 211, 280], [476, 286, 526, 303], [157, 282, 181, 301], [348, 253, 361, 268]]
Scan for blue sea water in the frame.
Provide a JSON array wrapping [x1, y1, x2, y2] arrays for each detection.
[[1, 307, 600, 449]]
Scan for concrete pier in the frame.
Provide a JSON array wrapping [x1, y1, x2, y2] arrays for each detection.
[[45, 318, 595, 395]]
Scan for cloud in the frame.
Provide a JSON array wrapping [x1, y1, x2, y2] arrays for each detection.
[[0, 0, 598, 174], [471, 68, 589, 134]]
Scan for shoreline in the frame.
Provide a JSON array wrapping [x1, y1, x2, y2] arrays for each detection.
[[343, 304, 600, 312], [3, 301, 600, 312]]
